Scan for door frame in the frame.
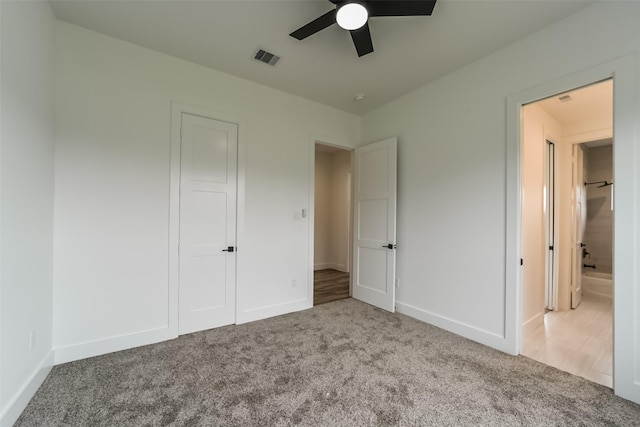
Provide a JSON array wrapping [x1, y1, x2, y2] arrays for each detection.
[[570, 143, 587, 309], [308, 136, 355, 305], [169, 102, 246, 337], [506, 55, 637, 401], [544, 139, 558, 311]]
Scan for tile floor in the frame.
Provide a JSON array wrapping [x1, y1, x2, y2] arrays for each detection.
[[522, 294, 612, 388]]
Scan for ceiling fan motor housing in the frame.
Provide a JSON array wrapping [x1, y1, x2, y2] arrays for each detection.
[[336, 2, 369, 31], [290, 0, 437, 57]]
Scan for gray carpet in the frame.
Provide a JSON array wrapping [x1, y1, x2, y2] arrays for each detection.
[[16, 299, 640, 426]]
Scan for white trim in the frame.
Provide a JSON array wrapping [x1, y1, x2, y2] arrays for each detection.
[[0, 350, 53, 427], [522, 312, 544, 335], [544, 136, 559, 312], [236, 298, 310, 325], [396, 301, 511, 353], [308, 137, 316, 309], [314, 262, 332, 271], [169, 102, 247, 336], [308, 135, 356, 308], [314, 262, 348, 272], [506, 55, 639, 403], [564, 127, 613, 145], [54, 326, 172, 365]]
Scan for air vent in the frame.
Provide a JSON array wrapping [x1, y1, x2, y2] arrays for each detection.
[[254, 49, 280, 66]]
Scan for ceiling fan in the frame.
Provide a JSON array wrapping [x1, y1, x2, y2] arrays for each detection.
[[289, 0, 437, 57]]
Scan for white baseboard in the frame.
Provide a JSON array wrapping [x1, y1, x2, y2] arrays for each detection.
[[332, 263, 349, 273], [54, 326, 175, 365], [0, 350, 54, 427], [583, 289, 613, 300], [54, 299, 315, 365], [395, 301, 512, 354], [522, 312, 544, 335], [237, 298, 311, 325], [314, 262, 348, 272]]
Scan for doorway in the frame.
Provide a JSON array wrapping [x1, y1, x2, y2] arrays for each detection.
[[520, 79, 614, 387], [313, 143, 353, 305]]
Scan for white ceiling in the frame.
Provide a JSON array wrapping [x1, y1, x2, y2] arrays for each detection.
[[50, 0, 594, 115], [536, 79, 613, 132]]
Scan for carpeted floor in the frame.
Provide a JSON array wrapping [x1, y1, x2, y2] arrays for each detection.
[[16, 299, 640, 426]]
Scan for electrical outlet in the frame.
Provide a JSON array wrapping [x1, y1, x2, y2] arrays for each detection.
[[291, 279, 297, 288], [29, 330, 36, 349]]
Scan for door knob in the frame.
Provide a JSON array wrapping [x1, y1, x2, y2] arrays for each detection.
[[222, 246, 235, 253], [382, 244, 396, 249]]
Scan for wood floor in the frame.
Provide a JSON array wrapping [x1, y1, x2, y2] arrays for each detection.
[[522, 294, 612, 388], [314, 269, 350, 306]]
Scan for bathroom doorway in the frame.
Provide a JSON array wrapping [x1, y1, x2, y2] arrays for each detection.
[[520, 79, 614, 387], [313, 143, 353, 305]]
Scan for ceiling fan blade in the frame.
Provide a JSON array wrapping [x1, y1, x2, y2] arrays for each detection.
[[367, 0, 437, 17], [290, 9, 337, 40], [350, 23, 374, 57]]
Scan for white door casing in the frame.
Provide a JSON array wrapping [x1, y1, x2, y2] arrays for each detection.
[[179, 113, 237, 335], [508, 57, 637, 403], [352, 137, 397, 312], [571, 144, 585, 309], [545, 140, 557, 311]]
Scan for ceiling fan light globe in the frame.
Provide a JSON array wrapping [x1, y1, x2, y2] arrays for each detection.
[[336, 3, 368, 30]]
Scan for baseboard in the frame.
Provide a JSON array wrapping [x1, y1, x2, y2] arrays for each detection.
[[522, 312, 544, 335], [54, 326, 175, 365], [331, 263, 349, 273], [0, 350, 54, 427], [314, 262, 348, 272], [395, 301, 512, 354], [583, 290, 613, 300], [237, 298, 311, 325]]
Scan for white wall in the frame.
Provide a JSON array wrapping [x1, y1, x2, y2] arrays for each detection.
[[330, 150, 351, 272], [0, 1, 56, 425], [53, 21, 360, 363], [314, 152, 332, 269], [361, 2, 640, 403], [521, 104, 562, 328]]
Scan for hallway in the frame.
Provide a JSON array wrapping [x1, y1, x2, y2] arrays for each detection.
[[314, 269, 350, 306]]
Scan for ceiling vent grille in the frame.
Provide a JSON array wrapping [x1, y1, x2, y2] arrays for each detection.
[[254, 49, 280, 66]]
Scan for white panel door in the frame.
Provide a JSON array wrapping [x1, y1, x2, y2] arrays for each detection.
[[179, 113, 237, 334], [352, 137, 397, 312], [571, 144, 585, 309]]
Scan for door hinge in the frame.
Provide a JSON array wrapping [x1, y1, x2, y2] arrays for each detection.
[[549, 245, 554, 250], [520, 258, 523, 266]]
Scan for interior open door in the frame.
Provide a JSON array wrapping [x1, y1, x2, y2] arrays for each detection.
[[352, 137, 397, 312]]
